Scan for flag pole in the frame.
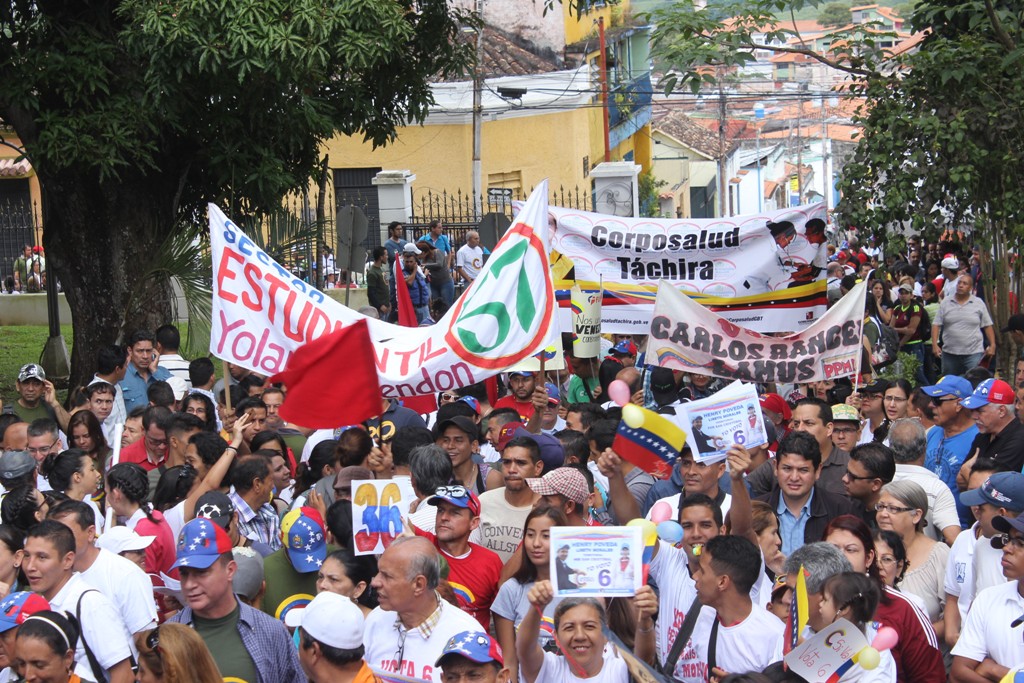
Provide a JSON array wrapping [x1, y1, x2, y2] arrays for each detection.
[[221, 360, 233, 412]]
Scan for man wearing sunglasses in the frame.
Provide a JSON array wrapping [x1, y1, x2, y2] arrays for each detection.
[[922, 375, 978, 516], [951, 509, 1024, 683]]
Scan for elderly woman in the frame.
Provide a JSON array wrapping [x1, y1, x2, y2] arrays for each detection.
[[875, 480, 949, 639]]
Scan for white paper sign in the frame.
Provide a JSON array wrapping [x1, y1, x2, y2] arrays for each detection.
[[351, 479, 412, 556], [783, 618, 869, 682], [550, 526, 642, 597], [679, 381, 768, 463]]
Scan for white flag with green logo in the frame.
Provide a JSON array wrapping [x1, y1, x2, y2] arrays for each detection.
[[210, 181, 558, 410]]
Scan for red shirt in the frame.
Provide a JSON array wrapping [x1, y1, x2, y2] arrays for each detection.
[[130, 508, 179, 579], [875, 586, 945, 682], [119, 439, 166, 472], [414, 527, 503, 629], [493, 395, 535, 421]]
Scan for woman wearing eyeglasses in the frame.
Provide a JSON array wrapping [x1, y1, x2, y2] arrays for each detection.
[[824, 516, 947, 682], [13, 610, 79, 683], [135, 623, 222, 683], [875, 480, 949, 640]]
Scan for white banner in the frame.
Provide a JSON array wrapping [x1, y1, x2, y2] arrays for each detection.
[[210, 181, 558, 402], [570, 284, 602, 358], [648, 280, 868, 384], [541, 203, 828, 334]]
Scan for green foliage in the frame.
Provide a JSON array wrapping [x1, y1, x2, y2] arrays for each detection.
[[877, 352, 922, 386], [818, 2, 852, 27], [639, 170, 668, 217]]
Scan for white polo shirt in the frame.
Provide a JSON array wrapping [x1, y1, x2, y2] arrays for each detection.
[[892, 464, 960, 540], [952, 580, 1024, 667]]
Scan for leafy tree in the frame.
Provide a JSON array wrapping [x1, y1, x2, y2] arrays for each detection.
[[0, 0, 473, 385], [818, 3, 852, 28]]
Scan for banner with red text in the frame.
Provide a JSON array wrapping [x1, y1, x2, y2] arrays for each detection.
[[210, 181, 557, 410], [540, 203, 828, 334], [648, 280, 868, 384]]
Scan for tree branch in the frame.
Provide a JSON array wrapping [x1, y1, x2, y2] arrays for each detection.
[[983, 0, 1016, 51], [744, 41, 878, 77]]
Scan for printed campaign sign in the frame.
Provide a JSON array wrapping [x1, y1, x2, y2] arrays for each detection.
[[540, 203, 828, 334], [650, 280, 868, 384], [679, 382, 768, 464], [550, 526, 642, 597], [209, 181, 558, 408], [783, 618, 869, 683], [351, 480, 412, 556], [570, 284, 602, 358]]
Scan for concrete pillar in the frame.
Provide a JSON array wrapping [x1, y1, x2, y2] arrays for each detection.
[[372, 170, 416, 243], [590, 161, 641, 217]]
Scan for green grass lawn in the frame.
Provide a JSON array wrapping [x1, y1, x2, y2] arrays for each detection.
[[0, 322, 214, 403]]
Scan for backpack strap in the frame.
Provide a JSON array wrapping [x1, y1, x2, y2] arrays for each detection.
[[661, 596, 704, 678], [75, 589, 109, 682]]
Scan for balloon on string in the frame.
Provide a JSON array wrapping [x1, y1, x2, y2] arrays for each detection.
[[626, 518, 658, 546], [622, 404, 645, 429], [607, 380, 631, 407], [870, 626, 899, 652], [656, 520, 683, 544], [650, 501, 674, 524], [855, 646, 880, 670]]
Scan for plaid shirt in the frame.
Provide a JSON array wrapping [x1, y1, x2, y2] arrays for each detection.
[[230, 491, 283, 551], [172, 600, 306, 683]]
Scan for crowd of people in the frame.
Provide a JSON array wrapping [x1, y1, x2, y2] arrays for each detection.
[[0, 232, 1019, 683]]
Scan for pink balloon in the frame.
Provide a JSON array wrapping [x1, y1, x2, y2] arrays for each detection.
[[650, 501, 673, 524], [608, 379, 631, 407], [870, 626, 899, 652]]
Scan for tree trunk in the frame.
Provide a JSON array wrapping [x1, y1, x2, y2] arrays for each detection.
[[39, 168, 178, 389]]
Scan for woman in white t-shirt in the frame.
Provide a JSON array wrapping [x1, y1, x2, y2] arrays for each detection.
[[517, 580, 656, 683], [493, 506, 568, 682]]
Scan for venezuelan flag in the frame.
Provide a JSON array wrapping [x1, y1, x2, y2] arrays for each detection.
[[612, 407, 687, 477]]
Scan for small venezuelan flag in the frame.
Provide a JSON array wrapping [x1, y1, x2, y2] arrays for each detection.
[[612, 406, 687, 477]]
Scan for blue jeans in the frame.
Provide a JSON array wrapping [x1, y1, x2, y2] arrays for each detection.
[[942, 351, 984, 376], [431, 279, 455, 306]]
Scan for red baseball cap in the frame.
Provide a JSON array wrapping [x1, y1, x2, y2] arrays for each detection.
[[759, 393, 791, 421], [961, 378, 1015, 409]]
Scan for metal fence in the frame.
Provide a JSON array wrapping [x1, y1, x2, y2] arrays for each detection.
[[0, 198, 44, 292]]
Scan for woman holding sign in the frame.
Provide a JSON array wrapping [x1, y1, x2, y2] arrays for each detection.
[[517, 580, 656, 683]]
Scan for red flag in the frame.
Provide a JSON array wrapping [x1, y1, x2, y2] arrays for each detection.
[[394, 255, 417, 327], [270, 319, 382, 428]]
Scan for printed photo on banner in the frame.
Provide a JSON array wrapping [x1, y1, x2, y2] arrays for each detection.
[[679, 382, 767, 464], [649, 279, 868, 385], [549, 526, 642, 597], [351, 479, 412, 555], [783, 618, 869, 682]]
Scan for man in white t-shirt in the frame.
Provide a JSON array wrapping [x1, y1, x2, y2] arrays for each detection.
[[951, 511, 1024, 682], [455, 231, 485, 286], [957, 471, 1024, 610], [477, 436, 542, 563], [363, 537, 484, 682], [888, 418, 962, 544], [49, 499, 157, 637], [645, 448, 731, 522], [23, 521, 135, 683]]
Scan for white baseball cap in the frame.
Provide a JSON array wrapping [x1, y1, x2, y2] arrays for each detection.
[[96, 526, 156, 554], [285, 592, 365, 649], [941, 254, 959, 270], [167, 376, 189, 401]]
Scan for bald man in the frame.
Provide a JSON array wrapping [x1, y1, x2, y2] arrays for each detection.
[[363, 537, 484, 682], [456, 231, 485, 286]]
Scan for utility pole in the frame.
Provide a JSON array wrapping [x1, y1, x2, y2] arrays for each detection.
[[471, 0, 484, 218], [795, 100, 803, 205], [821, 98, 830, 214], [717, 68, 728, 217], [598, 16, 611, 162]]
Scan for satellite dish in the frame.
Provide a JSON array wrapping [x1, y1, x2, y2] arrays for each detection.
[[594, 181, 634, 217]]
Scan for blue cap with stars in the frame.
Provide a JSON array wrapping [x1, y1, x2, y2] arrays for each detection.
[[170, 518, 233, 570], [282, 507, 327, 573]]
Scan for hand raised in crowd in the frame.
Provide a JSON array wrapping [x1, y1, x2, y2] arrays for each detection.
[[43, 379, 60, 407], [845, 391, 863, 410], [635, 584, 658, 622], [531, 383, 548, 412], [306, 487, 328, 521], [526, 579, 556, 609], [367, 442, 393, 476], [726, 444, 751, 479], [596, 448, 623, 478], [230, 412, 252, 448]]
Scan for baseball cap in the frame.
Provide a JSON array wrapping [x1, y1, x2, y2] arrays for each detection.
[[0, 592, 50, 634], [960, 472, 1024, 511], [231, 546, 265, 600], [170, 518, 233, 570], [831, 404, 861, 423], [527, 467, 589, 505], [611, 339, 637, 356], [285, 592, 365, 649], [428, 485, 482, 516], [458, 396, 482, 415], [166, 376, 188, 401], [96, 526, 156, 555], [1002, 314, 1024, 334], [0, 450, 36, 479], [195, 491, 235, 529], [992, 511, 1024, 537], [860, 378, 890, 395], [650, 367, 680, 407], [434, 416, 478, 441], [759, 393, 792, 422], [17, 364, 45, 383], [402, 243, 421, 255], [961, 378, 1015, 409], [897, 283, 913, 294], [941, 254, 960, 270], [281, 507, 327, 573], [921, 375, 972, 399], [508, 370, 533, 378], [544, 382, 560, 405], [495, 421, 526, 451], [436, 631, 504, 668]]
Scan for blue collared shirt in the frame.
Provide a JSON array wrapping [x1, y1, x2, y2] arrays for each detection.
[[777, 488, 815, 556], [119, 362, 171, 413], [172, 600, 306, 683]]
